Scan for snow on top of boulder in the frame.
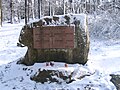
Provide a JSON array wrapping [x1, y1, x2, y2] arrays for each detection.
[[28, 13, 87, 30]]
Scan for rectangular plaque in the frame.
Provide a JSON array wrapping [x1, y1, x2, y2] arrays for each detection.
[[33, 26, 74, 49]]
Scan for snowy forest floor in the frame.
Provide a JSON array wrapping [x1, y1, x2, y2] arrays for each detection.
[[88, 39, 120, 75], [0, 21, 120, 90]]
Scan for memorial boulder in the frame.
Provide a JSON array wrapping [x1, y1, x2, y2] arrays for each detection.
[[17, 14, 90, 66]]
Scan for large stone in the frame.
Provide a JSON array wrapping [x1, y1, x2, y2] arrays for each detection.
[[17, 15, 90, 66], [110, 74, 120, 90], [30, 69, 72, 84]]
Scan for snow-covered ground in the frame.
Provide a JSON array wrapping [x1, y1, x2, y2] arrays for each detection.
[[0, 23, 27, 65], [88, 40, 120, 75], [0, 20, 120, 90]]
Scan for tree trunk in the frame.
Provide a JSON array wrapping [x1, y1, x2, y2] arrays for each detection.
[[72, 0, 75, 13], [63, 0, 65, 15], [10, 0, 13, 24], [70, 1, 72, 13], [52, 5, 54, 16], [28, 0, 29, 22], [31, 0, 35, 19], [17, 9, 20, 23], [89, 0, 91, 13], [25, 0, 27, 25], [38, 0, 42, 19], [49, 1, 51, 16], [40, 0, 42, 17], [0, 0, 2, 27], [85, 0, 87, 13], [34, 0, 37, 18], [93, 0, 96, 11]]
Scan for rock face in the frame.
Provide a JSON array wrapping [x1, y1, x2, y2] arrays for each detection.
[[17, 14, 90, 66], [30, 69, 72, 84], [110, 74, 120, 90], [30, 68, 91, 84]]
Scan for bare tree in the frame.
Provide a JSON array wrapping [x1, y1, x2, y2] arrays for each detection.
[[25, 0, 27, 25], [34, 0, 37, 18], [63, 0, 65, 14], [27, 0, 32, 21], [10, 0, 13, 24], [31, 0, 35, 19], [49, 0, 51, 16], [38, 0, 42, 18], [93, 0, 96, 11], [69, 0, 72, 13], [28, 0, 30, 22], [0, 0, 2, 26]]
